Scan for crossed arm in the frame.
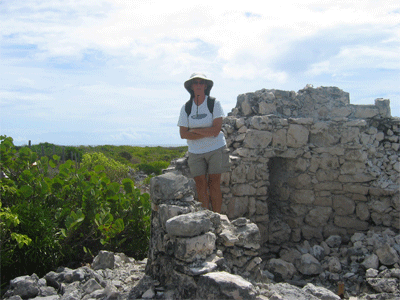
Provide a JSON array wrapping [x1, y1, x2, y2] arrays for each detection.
[[180, 117, 223, 140]]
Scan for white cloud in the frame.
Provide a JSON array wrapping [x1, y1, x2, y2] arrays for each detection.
[[306, 44, 400, 76], [222, 63, 288, 82], [1, 0, 400, 146]]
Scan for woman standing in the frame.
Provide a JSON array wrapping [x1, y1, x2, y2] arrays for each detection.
[[177, 73, 230, 213]]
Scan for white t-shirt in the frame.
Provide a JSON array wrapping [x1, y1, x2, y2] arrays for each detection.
[[177, 96, 227, 154]]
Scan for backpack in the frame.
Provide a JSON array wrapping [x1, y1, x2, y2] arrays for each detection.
[[185, 97, 216, 117]]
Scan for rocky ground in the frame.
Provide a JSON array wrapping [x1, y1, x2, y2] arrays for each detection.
[[3, 174, 400, 300], [3, 228, 400, 300]]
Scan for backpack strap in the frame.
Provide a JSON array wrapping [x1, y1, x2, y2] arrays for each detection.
[[207, 97, 215, 115], [185, 98, 193, 116]]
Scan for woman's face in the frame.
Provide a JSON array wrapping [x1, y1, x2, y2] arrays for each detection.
[[191, 79, 207, 94]]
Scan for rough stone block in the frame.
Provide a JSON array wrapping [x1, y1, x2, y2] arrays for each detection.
[[150, 172, 195, 203], [166, 210, 212, 237], [287, 124, 309, 148], [267, 258, 296, 280], [332, 196, 355, 215], [243, 129, 273, 148], [334, 216, 369, 230], [196, 272, 257, 300], [174, 232, 216, 262], [305, 207, 333, 227]]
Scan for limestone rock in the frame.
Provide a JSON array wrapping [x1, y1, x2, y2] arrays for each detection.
[[150, 172, 195, 203], [92, 250, 115, 270], [196, 271, 257, 300], [174, 232, 216, 262], [267, 259, 297, 280], [297, 253, 322, 275], [165, 210, 212, 237], [376, 244, 400, 266]]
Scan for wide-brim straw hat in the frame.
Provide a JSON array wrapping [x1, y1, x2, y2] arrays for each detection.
[[184, 73, 214, 96]]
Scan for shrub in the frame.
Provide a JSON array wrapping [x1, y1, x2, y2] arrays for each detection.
[[137, 160, 170, 175], [81, 152, 129, 182], [0, 136, 151, 289], [119, 151, 132, 161]]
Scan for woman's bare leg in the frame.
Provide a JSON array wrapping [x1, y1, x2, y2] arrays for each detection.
[[208, 173, 222, 213], [194, 175, 209, 209]]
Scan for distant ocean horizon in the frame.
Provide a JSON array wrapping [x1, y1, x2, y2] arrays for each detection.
[[16, 140, 188, 148]]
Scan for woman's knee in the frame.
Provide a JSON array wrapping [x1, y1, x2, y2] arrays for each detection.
[[208, 174, 221, 189], [194, 175, 208, 188]]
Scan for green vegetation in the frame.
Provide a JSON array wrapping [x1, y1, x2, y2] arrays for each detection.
[[19, 143, 187, 176], [81, 152, 129, 182], [1, 136, 187, 292]]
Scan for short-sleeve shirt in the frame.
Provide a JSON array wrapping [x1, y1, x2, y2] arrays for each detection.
[[177, 96, 227, 154]]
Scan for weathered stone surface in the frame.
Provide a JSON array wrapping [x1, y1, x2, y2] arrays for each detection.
[[234, 220, 261, 249], [325, 235, 342, 248], [328, 256, 342, 273], [268, 219, 291, 245], [9, 275, 40, 299], [267, 259, 297, 280], [243, 129, 273, 148], [376, 244, 400, 266], [332, 195, 355, 215], [305, 207, 332, 227], [334, 215, 369, 230], [158, 204, 192, 230], [174, 232, 216, 262], [150, 172, 195, 203], [302, 283, 341, 300], [92, 250, 115, 270], [297, 253, 322, 275], [196, 271, 257, 300], [361, 254, 380, 270], [366, 278, 400, 293], [287, 124, 309, 148], [165, 210, 212, 237], [264, 282, 341, 300]]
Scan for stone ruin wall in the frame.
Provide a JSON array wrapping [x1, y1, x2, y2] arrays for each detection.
[[219, 85, 399, 252]]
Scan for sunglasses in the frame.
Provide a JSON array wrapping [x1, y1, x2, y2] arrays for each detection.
[[192, 80, 205, 85]]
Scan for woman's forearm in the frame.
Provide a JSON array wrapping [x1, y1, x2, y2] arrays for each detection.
[[180, 118, 223, 140], [191, 117, 223, 138], [180, 126, 205, 140], [190, 127, 220, 137]]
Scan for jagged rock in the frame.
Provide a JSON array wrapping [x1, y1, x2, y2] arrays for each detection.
[[325, 235, 342, 248], [366, 278, 400, 293], [376, 244, 400, 266], [310, 245, 325, 261], [196, 271, 257, 300], [173, 232, 216, 262], [267, 259, 297, 280], [150, 172, 195, 203], [302, 283, 341, 300], [92, 250, 115, 270], [362, 254, 380, 270], [8, 274, 40, 299], [297, 253, 323, 275], [262, 282, 340, 300], [328, 256, 342, 273], [165, 210, 212, 237]]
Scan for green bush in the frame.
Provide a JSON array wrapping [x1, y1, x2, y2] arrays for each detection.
[[81, 152, 129, 182], [0, 136, 151, 290], [137, 160, 170, 175]]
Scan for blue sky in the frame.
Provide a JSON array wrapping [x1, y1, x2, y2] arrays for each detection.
[[1, 0, 399, 146]]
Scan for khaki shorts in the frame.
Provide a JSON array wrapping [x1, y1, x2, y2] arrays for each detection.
[[188, 146, 231, 178]]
